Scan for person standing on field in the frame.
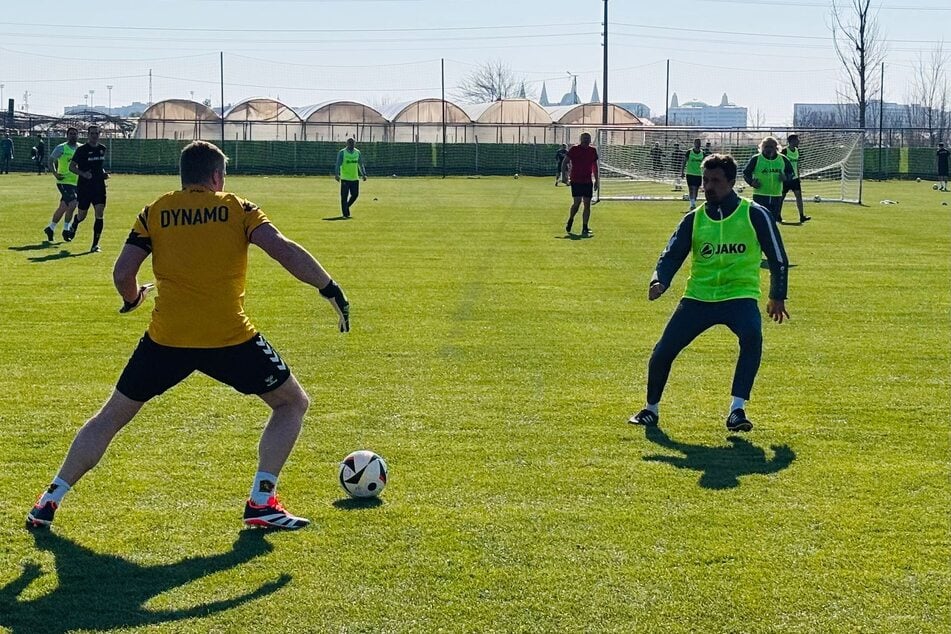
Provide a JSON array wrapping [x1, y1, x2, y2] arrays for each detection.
[[681, 138, 705, 211], [26, 140, 351, 532], [937, 142, 949, 192], [555, 144, 568, 186], [0, 133, 13, 174], [781, 133, 810, 223], [628, 154, 790, 433], [335, 137, 367, 219], [742, 136, 794, 223], [68, 125, 109, 251], [561, 132, 599, 237]]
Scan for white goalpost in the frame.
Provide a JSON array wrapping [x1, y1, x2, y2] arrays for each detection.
[[594, 127, 864, 204]]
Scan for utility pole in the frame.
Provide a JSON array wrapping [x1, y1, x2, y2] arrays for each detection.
[[602, 0, 608, 125], [107, 85, 113, 115]]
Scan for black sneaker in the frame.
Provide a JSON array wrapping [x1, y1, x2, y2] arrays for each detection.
[[90, 244, 101, 253], [565, 221, 573, 234], [800, 215, 811, 222], [628, 408, 659, 426], [26, 499, 57, 530], [62, 230, 73, 242], [581, 227, 593, 237], [726, 408, 753, 432], [43, 227, 54, 242], [243, 496, 310, 530]]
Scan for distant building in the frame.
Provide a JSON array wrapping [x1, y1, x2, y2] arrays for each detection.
[[539, 79, 581, 107], [667, 92, 747, 128], [793, 100, 913, 129], [64, 101, 150, 117], [616, 102, 651, 118]]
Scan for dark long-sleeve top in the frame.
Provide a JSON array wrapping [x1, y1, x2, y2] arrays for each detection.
[[742, 153, 795, 188], [650, 191, 789, 300]]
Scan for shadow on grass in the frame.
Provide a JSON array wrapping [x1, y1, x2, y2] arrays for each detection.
[[760, 260, 797, 269], [323, 216, 352, 221], [642, 425, 795, 490], [8, 242, 57, 252], [27, 250, 91, 263], [332, 497, 384, 510], [0, 530, 289, 634], [554, 233, 592, 241]]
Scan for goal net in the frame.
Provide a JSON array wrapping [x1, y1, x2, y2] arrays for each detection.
[[595, 127, 864, 204]]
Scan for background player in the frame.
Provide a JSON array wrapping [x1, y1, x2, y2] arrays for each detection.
[[561, 132, 599, 237], [681, 138, 705, 211], [742, 136, 794, 223], [781, 133, 810, 223], [937, 142, 949, 192], [554, 144, 568, 186], [26, 140, 351, 532], [68, 125, 109, 251], [44, 127, 80, 242], [335, 137, 367, 219]]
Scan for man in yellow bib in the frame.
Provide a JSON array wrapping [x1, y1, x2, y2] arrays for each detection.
[[680, 138, 705, 210], [628, 154, 790, 432], [742, 136, 794, 223], [335, 137, 367, 219], [27, 140, 350, 531], [44, 127, 80, 242]]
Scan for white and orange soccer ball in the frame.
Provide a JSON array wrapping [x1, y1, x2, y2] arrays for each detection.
[[339, 450, 388, 498]]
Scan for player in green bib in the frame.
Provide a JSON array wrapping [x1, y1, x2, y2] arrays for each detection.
[[335, 137, 367, 219], [742, 136, 794, 223], [628, 154, 790, 433], [680, 138, 705, 210], [781, 133, 810, 223], [43, 127, 80, 242]]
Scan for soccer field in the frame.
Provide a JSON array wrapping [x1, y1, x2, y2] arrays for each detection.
[[0, 174, 948, 632]]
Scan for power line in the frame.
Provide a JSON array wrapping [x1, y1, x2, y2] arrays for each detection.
[[613, 21, 947, 44]]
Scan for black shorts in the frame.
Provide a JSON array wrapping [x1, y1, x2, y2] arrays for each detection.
[[782, 178, 802, 194], [939, 168, 949, 178], [685, 175, 702, 188], [116, 332, 291, 402], [57, 184, 78, 203], [570, 182, 594, 199], [77, 181, 106, 209]]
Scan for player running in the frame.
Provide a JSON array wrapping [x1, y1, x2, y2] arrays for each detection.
[[26, 140, 351, 532], [781, 133, 810, 223], [43, 127, 80, 242], [67, 125, 109, 251], [562, 132, 599, 237], [628, 154, 790, 433], [335, 137, 367, 219]]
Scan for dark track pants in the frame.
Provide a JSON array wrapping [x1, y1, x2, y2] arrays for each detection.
[[753, 194, 784, 223], [646, 297, 762, 404], [340, 179, 359, 216]]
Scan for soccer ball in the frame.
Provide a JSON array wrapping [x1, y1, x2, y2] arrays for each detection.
[[933, 184, 940, 190], [816, 176, 823, 181], [682, 194, 689, 201], [813, 195, 822, 203], [339, 450, 388, 498], [513, 173, 519, 179], [916, 177, 922, 182]]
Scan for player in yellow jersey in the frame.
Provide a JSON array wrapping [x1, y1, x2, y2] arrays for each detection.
[[335, 137, 367, 218], [27, 141, 350, 531], [44, 127, 80, 242]]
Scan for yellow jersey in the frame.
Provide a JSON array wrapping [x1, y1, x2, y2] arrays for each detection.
[[128, 187, 270, 348]]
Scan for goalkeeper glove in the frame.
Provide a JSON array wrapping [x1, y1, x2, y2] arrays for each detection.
[[319, 280, 350, 332], [119, 283, 154, 314]]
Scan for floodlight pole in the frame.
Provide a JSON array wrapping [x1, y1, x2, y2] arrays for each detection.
[[878, 61, 884, 179], [664, 59, 670, 126], [220, 52, 225, 143], [441, 58, 447, 179], [601, 0, 608, 125]]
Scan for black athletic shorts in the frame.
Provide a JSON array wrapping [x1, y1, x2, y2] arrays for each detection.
[[570, 182, 594, 199], [685, 174, 702, 188], [77, 181, 106, 209], [939, 167, 949, 177], [57, 184, 78, 203], [782, 178, 802, 194], [116, 332, 291, 402]]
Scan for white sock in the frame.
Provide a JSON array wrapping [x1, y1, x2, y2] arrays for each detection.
[[39, 476, 71, 506], [730, 396, 746, 413], [646, 402, 659, 414], [47, 222, 57, 231], [689, 197, 696, 208], [250, 471, 278, 505]]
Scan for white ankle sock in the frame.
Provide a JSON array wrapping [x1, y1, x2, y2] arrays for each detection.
[[646, 403, 659, 414], [47, 222, 57, 231], [250, 471, 278, 505], [730, 396, 745, 413], [39, 476, 71, 506]]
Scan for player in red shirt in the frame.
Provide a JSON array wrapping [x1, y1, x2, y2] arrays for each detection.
[[561, 132, 600, 237]]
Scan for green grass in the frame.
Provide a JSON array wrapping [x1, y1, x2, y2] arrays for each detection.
[[0, 174, 948, 632]]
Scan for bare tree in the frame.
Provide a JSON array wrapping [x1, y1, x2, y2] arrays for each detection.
[[749, 108, 767, 128], [830, 0, 886, 129], [907, 42, 949, 144], [456, 60, 534, 104]]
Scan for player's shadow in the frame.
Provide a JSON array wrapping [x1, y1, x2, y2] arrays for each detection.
[[555, 233, 591, 241], [27, 250, 91, 262], [8, 243, 57, 252], [759, 260, 797, 269], [0, 529, 290, 634], [332, 497, 384, 510], [323, 216, 352, 221], [641, 425, 795, 490]]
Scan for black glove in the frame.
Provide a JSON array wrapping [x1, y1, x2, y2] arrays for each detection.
[[119, 283, 154, 314], [319, 280, 350, 332]]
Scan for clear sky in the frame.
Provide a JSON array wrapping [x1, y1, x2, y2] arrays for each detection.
[[0, 0, 947, 124]]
